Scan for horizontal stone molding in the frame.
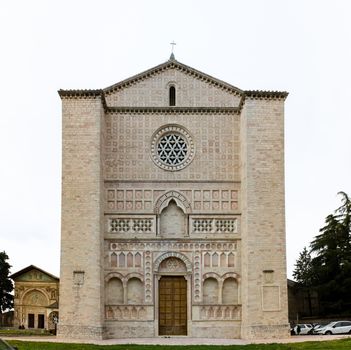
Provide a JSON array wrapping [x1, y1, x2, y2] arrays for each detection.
[[108, 240, 238, 252]]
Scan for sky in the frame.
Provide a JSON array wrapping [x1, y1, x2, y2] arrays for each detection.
[[0, 0, 350, 279]]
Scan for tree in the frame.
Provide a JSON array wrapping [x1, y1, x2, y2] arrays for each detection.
[[293, 192, 351, 316], [310, 192, 351, 314], [0, 251, 13, 313], [293, 247, 313, 286], [293, 247, 314, 315]]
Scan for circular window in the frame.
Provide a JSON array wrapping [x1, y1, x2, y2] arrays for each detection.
[[158, 134, 187, 165], [151, 125, 195, 171]]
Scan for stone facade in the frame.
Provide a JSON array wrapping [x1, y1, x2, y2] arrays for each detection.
[[10, 265, 59, 330], [58, 57, 289, 339]]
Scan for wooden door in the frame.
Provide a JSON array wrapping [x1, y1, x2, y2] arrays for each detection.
[[159, 276, 187, 335]]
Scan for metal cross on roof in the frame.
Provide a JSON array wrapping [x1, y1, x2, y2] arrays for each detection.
[[169, 41, 176, 60], [170, 41, 176, 53]]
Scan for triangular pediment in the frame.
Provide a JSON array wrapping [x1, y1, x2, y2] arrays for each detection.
[[10, 265, 59, 283], [103, 59, 243, 108]]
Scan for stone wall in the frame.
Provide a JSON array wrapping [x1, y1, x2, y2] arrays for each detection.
[[58, 96, 105, 339], [240, 97, 289, 339], [104, 112, 240, 181]]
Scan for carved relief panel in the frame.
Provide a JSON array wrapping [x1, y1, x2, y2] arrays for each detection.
[[105, 184, 239, 214]]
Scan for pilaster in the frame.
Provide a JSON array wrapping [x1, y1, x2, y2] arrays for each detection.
[[240, 97, 289, 339], [58, 94, 105, 339]]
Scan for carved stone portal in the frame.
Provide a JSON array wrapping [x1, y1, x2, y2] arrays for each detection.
[[159, 257, 187, 273]]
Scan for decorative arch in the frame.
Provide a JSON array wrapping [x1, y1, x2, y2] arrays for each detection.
[[21, 289, 49, 306], [221, 272, 240, 282], [105, 272, 125, 283], [154, 191, 191, 214], [166, 81, 177, 90], [154, 251, 192, 273], [125, 272, 144, 282], [202, 272, 221, 281]]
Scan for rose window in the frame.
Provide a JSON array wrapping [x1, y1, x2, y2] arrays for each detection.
[[151, 125, 195, 171], [157, 134, 188, 165]]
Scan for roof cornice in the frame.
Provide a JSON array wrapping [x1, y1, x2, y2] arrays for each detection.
[[58, 89, 103, 99], [106, 106, 240, 115], [244, 90, 289, 100]]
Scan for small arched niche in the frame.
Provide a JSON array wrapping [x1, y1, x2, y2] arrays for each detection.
[[203, 278, 219, 304], [127, 278, 144, 304], [222, 277, 239, 304], [159, 199, 186, 238], [105, 277, 123, 304]]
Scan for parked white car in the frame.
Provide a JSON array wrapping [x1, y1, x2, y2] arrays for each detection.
[[315, 321, 351, 335], [293, 324, 313, 335]]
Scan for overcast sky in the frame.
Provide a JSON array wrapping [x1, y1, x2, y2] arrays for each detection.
[[1, 0, 350, 279]]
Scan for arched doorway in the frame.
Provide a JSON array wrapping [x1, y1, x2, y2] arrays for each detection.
[[22, 289, 49, 329], [159, 275, 187, 335], [155, 255, 191, 336]]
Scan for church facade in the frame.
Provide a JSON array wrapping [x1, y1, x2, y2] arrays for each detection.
[[58, 57, 289, 339]]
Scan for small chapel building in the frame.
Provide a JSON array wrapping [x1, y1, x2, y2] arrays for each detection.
[[10, 265, 59, 331], [58, 55, 289, 339]]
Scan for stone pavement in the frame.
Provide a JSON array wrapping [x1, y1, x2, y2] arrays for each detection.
[[2, 334, 351, 346]]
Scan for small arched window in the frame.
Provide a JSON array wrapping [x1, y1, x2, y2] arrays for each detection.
[[169, 86, 176, 106]]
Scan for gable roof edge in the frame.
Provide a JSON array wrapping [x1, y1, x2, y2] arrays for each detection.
[[103, 59, 244, 97], [10, 265, 59, 281]]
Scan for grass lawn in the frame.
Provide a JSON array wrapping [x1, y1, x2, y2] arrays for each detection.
[[6, 339, 351, 350]]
